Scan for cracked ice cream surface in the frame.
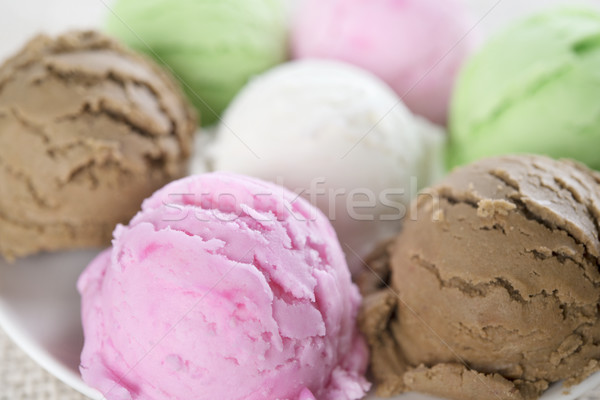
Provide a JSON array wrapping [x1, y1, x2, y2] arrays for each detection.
[[0, 30, 196, 260], [78, 172, 370, 400], [359, 155, 600, 400]]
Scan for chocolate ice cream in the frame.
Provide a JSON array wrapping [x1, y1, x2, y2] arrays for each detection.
[[0, 31, 196, 261], [359, 155, 600, 400]]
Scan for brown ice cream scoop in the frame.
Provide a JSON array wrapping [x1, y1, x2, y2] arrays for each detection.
[[0, 30, 196, 261], [358, 155, 600, 400]]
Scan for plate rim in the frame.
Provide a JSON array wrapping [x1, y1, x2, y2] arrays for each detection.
[[0, 298, 103, 399]]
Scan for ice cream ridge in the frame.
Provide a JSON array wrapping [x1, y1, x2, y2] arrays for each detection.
[[359, 155, 600, 400], [78, 172, 370, 400], [0, 30, 196, 261]]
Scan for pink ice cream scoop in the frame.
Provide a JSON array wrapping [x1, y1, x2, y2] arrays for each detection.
[[78, 172, 370, 400], [292, 0, 477, 125]]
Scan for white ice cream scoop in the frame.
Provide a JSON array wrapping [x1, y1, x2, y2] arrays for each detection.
[[210, 60, 446, 274]]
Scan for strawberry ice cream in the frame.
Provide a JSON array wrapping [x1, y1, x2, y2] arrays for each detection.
[[78, 172, 370, 400], [292, 0, 477, 124]]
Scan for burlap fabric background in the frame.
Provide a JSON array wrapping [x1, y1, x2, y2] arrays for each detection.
[[1, 328, 86, 400]]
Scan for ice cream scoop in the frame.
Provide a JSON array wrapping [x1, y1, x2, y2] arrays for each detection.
[[360, 155, 600, 400], [0, 31, 196, 261], [106, 0, 289, 125], [78, 172, 370, 400], [291, 0, 476, 125], [449, 7, 600, 169], [211, 60, 445, 275]]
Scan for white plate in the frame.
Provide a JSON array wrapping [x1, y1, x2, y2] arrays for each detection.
[[1, 252, 599, 400]]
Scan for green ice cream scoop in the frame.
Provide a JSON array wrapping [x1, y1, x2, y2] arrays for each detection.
[[448, 8, 600, 170], [106, 0, 289, 126]]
